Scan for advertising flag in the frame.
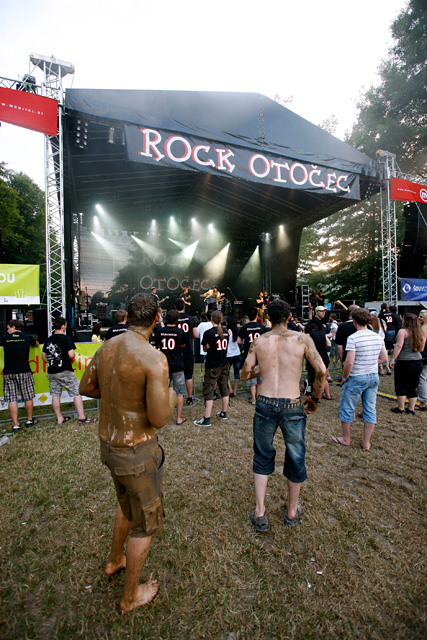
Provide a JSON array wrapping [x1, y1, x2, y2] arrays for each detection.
[[390, 177, 427, 204], [0, 87, 58, 136], [0, 264, 40, 304], [401, 278, 427, 302]]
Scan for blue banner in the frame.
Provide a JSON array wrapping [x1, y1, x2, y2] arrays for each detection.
[[401, 278, 427, 301]]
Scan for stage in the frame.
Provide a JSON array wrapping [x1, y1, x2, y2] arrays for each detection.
[[62, 89, 383, 326]]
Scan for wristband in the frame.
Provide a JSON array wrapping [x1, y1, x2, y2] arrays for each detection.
[[310, 395, 321, 404], [390, 358, 395, 362]]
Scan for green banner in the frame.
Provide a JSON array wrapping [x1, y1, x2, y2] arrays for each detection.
[[0, 343, 100, 408], [0, 264, 40, 305]]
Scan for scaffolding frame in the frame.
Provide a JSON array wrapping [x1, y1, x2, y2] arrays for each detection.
[[378, 151, 399, 306], [26, 55, 74, 333]]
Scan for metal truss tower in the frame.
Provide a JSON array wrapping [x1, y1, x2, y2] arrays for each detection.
[[30, 54, 74, 333], [377, 150, 399, 306]]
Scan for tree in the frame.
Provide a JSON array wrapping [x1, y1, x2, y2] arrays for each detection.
[[347, 0, 427, 176], [298, 0, 427, 302], [0, 163, 46, 297]]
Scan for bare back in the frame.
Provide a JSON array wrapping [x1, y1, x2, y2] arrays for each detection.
[[254, 327, 308, 398], [80, 328, 173, 447]]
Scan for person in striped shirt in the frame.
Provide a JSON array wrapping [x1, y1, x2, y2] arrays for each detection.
[[332, 308, 388, 451]]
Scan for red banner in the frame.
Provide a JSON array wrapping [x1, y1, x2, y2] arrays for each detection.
[[390, 177, 427, 204], [0, 87, 58, 136]]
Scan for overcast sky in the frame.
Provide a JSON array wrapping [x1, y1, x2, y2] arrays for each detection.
[[1, 0, 407, 189]]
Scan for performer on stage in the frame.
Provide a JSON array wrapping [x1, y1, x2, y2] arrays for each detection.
[[180, 286, 191, 309], [255, 291, 265, 324], [150, 286, 169, 306], [200, 285, 224, 313]]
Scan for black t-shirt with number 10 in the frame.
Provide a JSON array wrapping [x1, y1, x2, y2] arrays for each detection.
[[202, 327, 229, 369], [238, 321, 266, 363], [154, 326, 186, 374]]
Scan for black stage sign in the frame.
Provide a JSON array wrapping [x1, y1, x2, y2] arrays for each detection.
[[125, 124, 360, 200]]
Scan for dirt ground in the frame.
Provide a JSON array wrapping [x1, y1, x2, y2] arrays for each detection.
[[0, 371, 426, 639]]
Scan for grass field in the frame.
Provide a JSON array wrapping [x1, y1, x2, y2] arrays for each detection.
[[0, 372, 426, 639]]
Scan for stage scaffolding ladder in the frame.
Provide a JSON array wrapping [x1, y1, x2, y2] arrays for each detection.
[[29, 54, 75, 334], [377, 150, 399, 306]]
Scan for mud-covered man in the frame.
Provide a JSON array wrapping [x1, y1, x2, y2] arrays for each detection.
[[242, 299, 326, 532], [79, 293, 176, 614]]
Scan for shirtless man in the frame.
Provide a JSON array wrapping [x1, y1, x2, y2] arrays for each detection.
[[79, 294, 176, 614], [242, 299, 326, 532]]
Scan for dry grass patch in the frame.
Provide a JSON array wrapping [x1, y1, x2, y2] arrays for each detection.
[[0, 375, 426, 639]]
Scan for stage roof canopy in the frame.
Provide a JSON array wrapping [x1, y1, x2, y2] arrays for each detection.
[[64, 89, 382, 238]]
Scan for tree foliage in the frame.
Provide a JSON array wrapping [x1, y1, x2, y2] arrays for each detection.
[[0, 162, 46, 297], [347, 0, 427, 176], [298, 0, 427, 303]]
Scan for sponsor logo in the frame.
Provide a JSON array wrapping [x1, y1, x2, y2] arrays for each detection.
[[0, 273, 15, 283], [420, 188, 427, 203], [402, 283, 412, 294]]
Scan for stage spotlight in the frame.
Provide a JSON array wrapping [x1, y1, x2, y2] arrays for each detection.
[[151, 219, 156, 226], [131, 235, 162, 260], [208, 223, 213, 230], [95, 203, 103, 213], [108, 127, 115, 144], [91, 232, 128, 260], [236, 245, 261, 283], [277, 224, 291, 250], [168, 238, 187, 249], [191, 217, 196, 223], [203, 243, 230, 281]]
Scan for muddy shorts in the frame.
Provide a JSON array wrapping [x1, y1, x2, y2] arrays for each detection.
[[3, 372, 35, 403], [100, 437, 165, 538], [47, 370, 80, 397]]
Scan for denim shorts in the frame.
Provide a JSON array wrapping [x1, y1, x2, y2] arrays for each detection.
[[227, 354, 242, 380], [253, 396, 307, 483], [339, 373, 379, 423], [246, 374, 262, 387]]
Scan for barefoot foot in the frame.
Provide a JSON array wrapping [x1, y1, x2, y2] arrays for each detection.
[[105, 555, 126, 576], [119, 580, 159, 614]]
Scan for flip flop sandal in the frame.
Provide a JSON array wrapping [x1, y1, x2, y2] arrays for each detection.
[[57, 416, 71, 426], [78, 417, 97, 425], [176, 418, 187, 425], [331, 436, 350, 446]]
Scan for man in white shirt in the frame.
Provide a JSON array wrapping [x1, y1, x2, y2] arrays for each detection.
[[332, 308, 388, 450], [196, 312, 213, 361]]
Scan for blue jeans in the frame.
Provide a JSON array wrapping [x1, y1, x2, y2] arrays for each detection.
[[253, 396, 307, 483], [339, 373, 379, 423]]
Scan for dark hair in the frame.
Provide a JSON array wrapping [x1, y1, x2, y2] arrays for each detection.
[[211, 310, 223, 337], [166, 309, 179, 325], [389, 305, 397, 313], [381, 302, 388, 311], [174, 298, 185, 311], [348, 304, 359, 317], [304, 322, 318, 334], [115, 309, 127, 323], [53, 316, 67, 330], [403, 313, 424, 351], [247, 307, 258, 321], [267, 300, 291, 325], [226, 315, 238, 342], [351, 308, 371, 326], [92, 322, 102, 336], [128, 294, 158, 328]]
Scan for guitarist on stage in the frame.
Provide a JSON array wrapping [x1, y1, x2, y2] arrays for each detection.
[[200, 285, 224, 313], [150, 286, 169, 307]]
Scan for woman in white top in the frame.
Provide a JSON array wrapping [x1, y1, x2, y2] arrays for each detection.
[[226, 316, 242, 397]]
